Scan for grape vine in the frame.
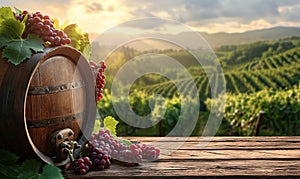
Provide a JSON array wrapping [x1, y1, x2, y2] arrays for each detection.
[[206, 87, 300, 135]]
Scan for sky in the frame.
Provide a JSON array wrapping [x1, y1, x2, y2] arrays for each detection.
[[1, 0, 300, 36]]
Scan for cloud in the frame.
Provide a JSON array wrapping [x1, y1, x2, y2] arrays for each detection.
[[123, 18, 166, 30], [118, 0, 300, 30], [2, 0, 300, 34], [107, 5, 114, 12], [219, 0, 279, 21], [85, 2, 104, 13], [278, 4, 300, 22]]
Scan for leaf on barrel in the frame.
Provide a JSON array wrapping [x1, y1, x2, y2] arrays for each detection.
[[40, 164, 64, 179], [0, 18, 25, 39], [0, 7, 15, 24], [0, 149, 19, 178], [0, 36, 9, 48], [2, 34, 44, 65], [17, 159, 41, 179]]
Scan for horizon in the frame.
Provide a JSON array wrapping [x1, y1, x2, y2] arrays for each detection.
[[89, 25, 300, 52], [88, 25, 300, 39]]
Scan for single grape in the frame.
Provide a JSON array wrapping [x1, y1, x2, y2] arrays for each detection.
[[53, 36, 61, 46], [22, 10, 28, 15], [43, 15, 50, 20]]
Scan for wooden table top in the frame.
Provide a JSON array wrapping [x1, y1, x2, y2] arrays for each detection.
[[63, 136, 300, 178]]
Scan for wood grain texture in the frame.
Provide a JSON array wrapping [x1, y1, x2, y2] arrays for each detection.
[[26, 55, 85, 155], [63, 137, 300, 178]]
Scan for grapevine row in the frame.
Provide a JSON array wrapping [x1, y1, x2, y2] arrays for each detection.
[[206, 87, 300, 136], [239, 47, 300, 71], [139, 64, 300, 103]]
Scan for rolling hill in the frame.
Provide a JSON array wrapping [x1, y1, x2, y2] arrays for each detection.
[[90, 26, 300, 50]]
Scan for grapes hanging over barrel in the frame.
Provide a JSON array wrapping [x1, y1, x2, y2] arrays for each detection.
[[89, 60, 106, 102], [15, 10, 71, 46]]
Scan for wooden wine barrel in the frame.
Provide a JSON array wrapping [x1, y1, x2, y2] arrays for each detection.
[[0, 46, 96, 165]]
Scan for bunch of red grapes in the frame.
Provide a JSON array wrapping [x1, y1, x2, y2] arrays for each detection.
[[73, 157, 92, 175], [73, 128, 160, 175], [89, 61, 106, 102], [15, 10, 71, 46]]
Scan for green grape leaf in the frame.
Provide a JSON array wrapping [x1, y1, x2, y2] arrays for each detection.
[[0, 35, 10, 48], [0, 163, 19, 179], [0, 7, 15, 24], [40, 164, 63, 179], [63, 23, 91, 57], [2, 34, 44, 65], [0, 149, 19, 178], [17, 159, 41, 179], [119, 139, 132, 146], [22, 14, 28, 24], [1, 173, 15, 179], [104, 116, 119, 136], [0, 149, 19, 167], [0, 18, 25, 39], [93, 119, 101, 133], [81, 32, 91, 59], [52, 18, 70, 30], [14, 7, 22, 15], [52, 18, 61, 29], [63, 24, 82, 43]]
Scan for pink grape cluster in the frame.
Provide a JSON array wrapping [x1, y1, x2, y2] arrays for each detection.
[[15, 10, 71, 46], [88, 128, 160, 166], [89, 61, 106, 102], [141, 144, 160, 160], [73, 128, 160, 175], [87, 128, 141, 167]]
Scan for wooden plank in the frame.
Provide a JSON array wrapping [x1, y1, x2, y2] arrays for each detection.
[[124, 136, 300, 142], [63, 160, 300, 178], [164, 141, 300, 150], [63, 137, 300, 178], [160, 149, 300, 160], [130, 140, 300, 150]]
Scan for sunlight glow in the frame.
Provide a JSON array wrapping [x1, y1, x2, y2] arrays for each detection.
[[67, 0, 132, 34]]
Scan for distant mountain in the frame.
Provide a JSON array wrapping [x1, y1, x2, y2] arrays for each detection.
[[90, 26, 300, 51], [200, 26, 300, 48]]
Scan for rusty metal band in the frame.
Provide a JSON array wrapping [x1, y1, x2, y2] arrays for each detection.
[[28, 81, 85, 95], [26, 112, 85, 128]]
